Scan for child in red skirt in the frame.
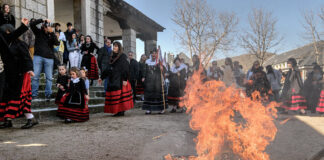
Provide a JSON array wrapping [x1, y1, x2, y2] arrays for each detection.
[[57, 67, 89, 123]]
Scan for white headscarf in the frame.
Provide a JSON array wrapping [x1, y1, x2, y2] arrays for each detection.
[[145, 55, 157, 66]]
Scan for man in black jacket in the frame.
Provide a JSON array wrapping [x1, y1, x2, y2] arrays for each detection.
[[97, 38, 112, 91], [30, 19, 59, 101], [128, 51, 139, 102]]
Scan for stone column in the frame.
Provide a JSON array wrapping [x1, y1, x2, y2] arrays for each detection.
[[122, 28, 136, 57], [81, 0, 91, 36], [73, 0, 82, 31], [144, 40, 157, 57], [47, 0, 55, 21]]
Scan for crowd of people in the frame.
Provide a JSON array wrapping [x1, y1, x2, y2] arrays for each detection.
[[0, 4, 324, 130]]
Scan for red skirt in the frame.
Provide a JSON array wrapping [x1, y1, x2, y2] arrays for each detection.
[[136, 82, 144, 95], [87, 56, 99, 80], [317, 90, 324, 112], [57, 93, 89, 122], [0, 73, 32, 121], [281, 91, 307, 111], [104, 81, 134, 114]]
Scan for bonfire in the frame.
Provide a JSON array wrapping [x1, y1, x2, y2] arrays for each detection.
[[166, 68, 278, 160]]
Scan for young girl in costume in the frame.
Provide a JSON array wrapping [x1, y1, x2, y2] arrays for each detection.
[[57, 67, 89, 123]]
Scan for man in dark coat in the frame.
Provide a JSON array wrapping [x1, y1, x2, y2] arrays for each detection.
[[97, 39, 112, 91], [128, 51, 139, 102], [30, 19, 60, 101]]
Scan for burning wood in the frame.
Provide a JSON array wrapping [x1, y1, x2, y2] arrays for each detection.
[[168, 68, 278, 160], [279, 118, 292, 125]]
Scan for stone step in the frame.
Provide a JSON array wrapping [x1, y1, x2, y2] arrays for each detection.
[[32, 102, 143, 119], [31, 97, 105, 109], [37, 90, 106, 99]]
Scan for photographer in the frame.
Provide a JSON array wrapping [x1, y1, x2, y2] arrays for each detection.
[[30, 19, 59, 101]]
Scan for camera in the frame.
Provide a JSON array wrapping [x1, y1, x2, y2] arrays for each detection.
[[43, 20, 54, 28]]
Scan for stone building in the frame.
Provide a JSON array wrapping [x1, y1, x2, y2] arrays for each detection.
[[264, 41, 324, 80], [1, 0, 164, 59], [167, 52, 191, 66]]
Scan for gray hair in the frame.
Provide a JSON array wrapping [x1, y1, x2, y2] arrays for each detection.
[[0, 24, 14, 34]]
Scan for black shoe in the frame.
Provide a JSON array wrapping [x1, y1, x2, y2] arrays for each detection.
[[64, 119, 73, 123], [0, 120, 12, 129], [45, 96, 51, 102], [21, 119, 38, 129], [120, 112, 125, 116], [113, 112, 121, 117]]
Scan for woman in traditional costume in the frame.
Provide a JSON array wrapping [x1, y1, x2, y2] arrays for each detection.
[[142, 49, 168, 114], [101, 42, 133, 116]]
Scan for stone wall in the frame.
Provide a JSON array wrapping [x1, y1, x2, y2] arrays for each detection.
[[89, 0, 104, 47]]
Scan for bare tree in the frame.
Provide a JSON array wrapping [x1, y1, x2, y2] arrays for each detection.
[[241, 8, 282, 66], [302, 10, 321, 64], [172, 0, 238, 67]]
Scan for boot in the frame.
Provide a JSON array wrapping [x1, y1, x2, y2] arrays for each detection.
[[64, 119, 73, 123], [21, 118, 38, 129], [0, 120, 12, 129]]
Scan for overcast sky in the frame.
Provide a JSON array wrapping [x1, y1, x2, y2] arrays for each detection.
[[124, 0, 324, 60]]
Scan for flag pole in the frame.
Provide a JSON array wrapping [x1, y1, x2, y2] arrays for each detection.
[[158, 46, 166, 111], [161, 66, 166, 111]]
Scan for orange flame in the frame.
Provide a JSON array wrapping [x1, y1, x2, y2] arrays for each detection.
[[169, 68, 278, 160]]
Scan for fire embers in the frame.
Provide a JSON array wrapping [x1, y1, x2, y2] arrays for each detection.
[[171, 68, 278, 160]]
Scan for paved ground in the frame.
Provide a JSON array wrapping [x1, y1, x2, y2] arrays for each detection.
[[0, 108, 323, 160]]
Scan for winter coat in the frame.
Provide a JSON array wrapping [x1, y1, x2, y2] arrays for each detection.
[[281, 68, 303, 101], [97, 45, 112, 74], [80, 42, 99, 55], [21, 29, 35, 48], [2, 39, 33, 100], [266, 69, 282, 91], [129, 59, 139, 81], [0, 12, 15, 27], [102, 53, 129, 91]]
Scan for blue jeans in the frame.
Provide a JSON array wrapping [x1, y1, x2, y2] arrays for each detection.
[[104, 77, 109, 91], [32, 55, 54, 98]]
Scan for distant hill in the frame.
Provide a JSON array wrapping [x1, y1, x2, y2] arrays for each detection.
[[216, 53, 275, 72]]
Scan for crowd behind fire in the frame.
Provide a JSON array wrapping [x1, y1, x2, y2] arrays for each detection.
[[0, 4, 323, 129]]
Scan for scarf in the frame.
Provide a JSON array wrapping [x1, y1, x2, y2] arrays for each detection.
[[171, 65, 186, 73], [109, 52, 122, 64], [104, 44, 112, 55]]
